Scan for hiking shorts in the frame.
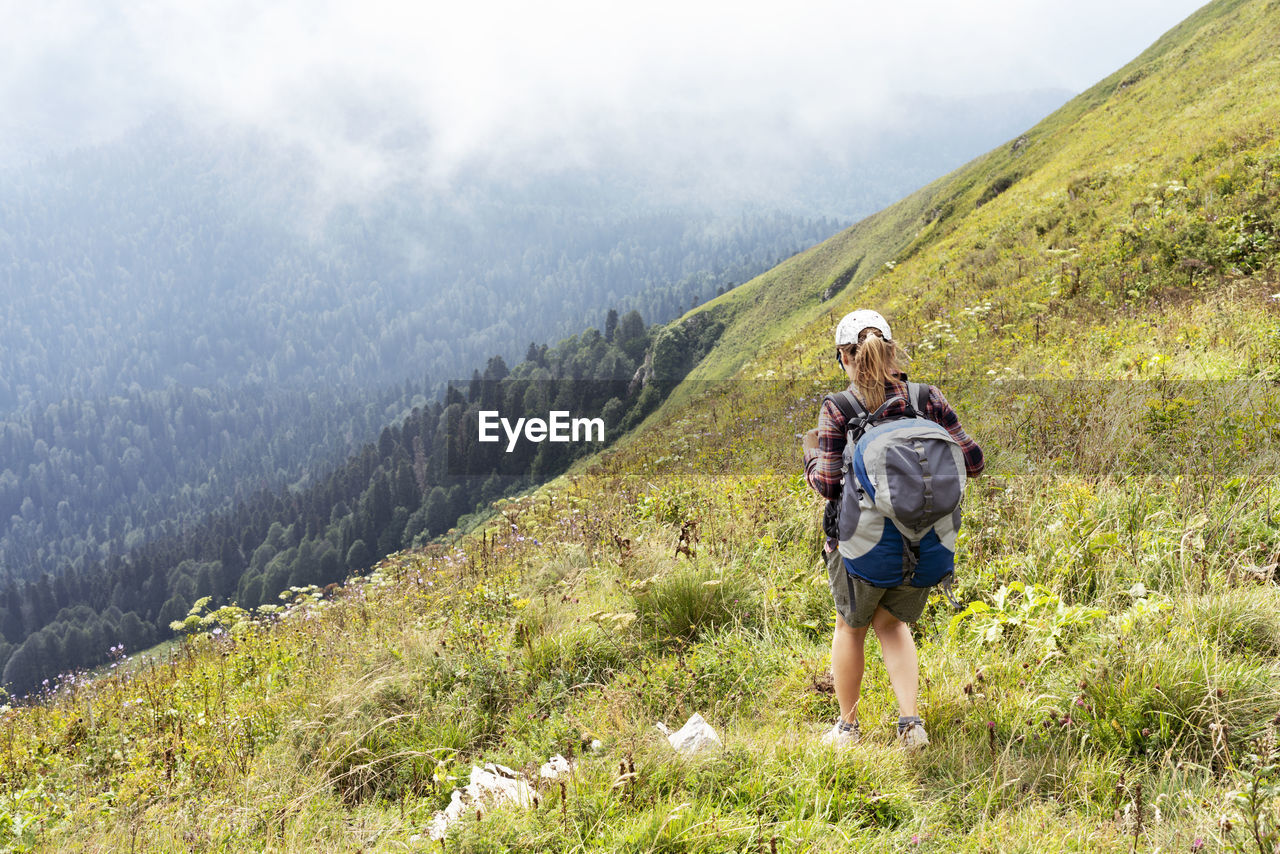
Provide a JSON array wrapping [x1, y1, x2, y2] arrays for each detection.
[[825, 547, 930, 628]]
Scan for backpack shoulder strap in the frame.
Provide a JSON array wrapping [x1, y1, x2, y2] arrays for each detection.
[[906, 382, 930, 418], [824, 390, 872, 446], [824, 390, 866, 426]]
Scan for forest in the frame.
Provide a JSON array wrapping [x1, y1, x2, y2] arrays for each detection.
[[0, 381, 414, 582], [0, 305, 726, 693], [0, 120, 834, 592]]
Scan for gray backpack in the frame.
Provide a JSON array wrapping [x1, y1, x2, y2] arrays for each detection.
[[824, 384, 966, 596]]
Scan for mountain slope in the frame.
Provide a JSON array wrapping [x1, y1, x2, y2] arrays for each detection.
[[653, 0, 1276, 391], [4, 1, 1280, 851]]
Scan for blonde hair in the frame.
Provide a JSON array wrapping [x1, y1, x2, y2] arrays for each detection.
[[838, 330, 905, 410]]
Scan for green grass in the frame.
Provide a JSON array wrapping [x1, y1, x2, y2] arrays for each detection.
[[6, 0, 1280, 850]]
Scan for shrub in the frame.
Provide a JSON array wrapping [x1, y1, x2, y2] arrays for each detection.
[[1186, 590, 1280, 659], [522, 622, 630, 687], [948, 582, 1106, 653], [291, 673, 475, 805], [976, 173, 1020, 207], [1062, 638, 1280, 763], [632, 564, 758, 645]]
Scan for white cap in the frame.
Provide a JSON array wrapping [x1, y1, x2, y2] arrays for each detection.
[[834, 309, 892, 346]]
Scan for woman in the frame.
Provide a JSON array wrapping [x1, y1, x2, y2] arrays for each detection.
[[802, 309, 984, 748]]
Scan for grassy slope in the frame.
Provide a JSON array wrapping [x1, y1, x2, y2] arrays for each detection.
[[645, 0, 1270, 386], [6, 1, 1280, 851]]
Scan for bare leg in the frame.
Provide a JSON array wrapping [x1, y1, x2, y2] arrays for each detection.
[[831, 615, 870, 724], [870, 606, 919, 718]]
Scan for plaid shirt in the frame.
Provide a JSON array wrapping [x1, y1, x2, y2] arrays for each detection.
[[803, 375, 985, 506]]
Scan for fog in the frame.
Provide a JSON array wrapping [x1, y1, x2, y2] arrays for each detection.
[[1, 0, 1208, 209]]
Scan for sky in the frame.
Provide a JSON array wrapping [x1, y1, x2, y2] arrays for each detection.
[[0, 0, 1210, 197]]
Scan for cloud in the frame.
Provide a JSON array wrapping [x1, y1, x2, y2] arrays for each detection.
[[1, 0, 1207, 195]]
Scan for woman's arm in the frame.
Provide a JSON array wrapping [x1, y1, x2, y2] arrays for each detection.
[[925, 386, 985, 477], [803, 397, 846, 500]]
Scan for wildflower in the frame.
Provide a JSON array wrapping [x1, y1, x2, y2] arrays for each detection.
[[1191, 837, 1204, 851]]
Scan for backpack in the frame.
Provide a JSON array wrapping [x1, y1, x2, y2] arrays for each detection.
[[823, 383, 966, 602]]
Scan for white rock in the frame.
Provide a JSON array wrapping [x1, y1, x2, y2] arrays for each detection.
[[540, 754, 573, 780], [659, 712, 722, 755], [428, 763, 535, 840], [470, 763, 535, 808], [427, 788, 469, 841]]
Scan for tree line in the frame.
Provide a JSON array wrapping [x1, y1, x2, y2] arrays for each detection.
[[0, 307, 727, 693]]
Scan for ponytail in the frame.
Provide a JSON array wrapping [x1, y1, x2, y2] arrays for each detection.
[[842, 332, 904, 410]]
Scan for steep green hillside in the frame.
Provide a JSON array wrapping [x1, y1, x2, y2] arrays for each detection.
[[4, 1, 1280, 851], [657, 0, 1275, 388]]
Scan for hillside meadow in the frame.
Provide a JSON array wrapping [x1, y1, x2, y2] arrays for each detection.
[[4, 0, 1280, 850]]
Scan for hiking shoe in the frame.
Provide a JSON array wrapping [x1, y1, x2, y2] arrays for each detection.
[[898, 716, 929, 749], [821, 718, 861, 748]]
